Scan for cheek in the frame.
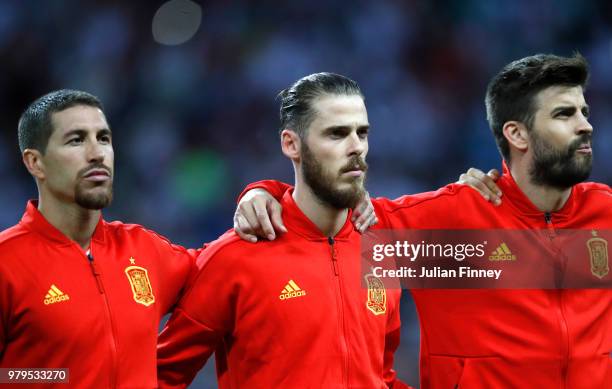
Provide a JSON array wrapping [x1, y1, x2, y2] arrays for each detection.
[[55, 154, 81, 176], [44, 162, 76, 192], [106, 149, 115, 169]]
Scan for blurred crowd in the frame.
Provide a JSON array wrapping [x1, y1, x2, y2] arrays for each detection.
[[1, 0, 611, 386]]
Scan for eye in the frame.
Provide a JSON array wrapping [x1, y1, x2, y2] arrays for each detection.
[[330, 130, 346, 139], [99, 134, 112, 144], [582, 108, 590, 118], [554, 109, 574, 118], [357, 129, 369, 139], [67, 137, 83, 145]]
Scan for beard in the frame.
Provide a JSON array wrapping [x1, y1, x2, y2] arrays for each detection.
[[301, 142, 367, 209], [529, 131, 592, 189], [75, 184, 113, 210], [75, 164, 114, 210]]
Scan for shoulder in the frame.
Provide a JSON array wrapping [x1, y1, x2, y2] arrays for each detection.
[[102, 220, 183, 251], [195, 230, 256, 270], [575, 181, 612, 199], [573, 182, 612, 214], [0, 223, 32, 253], [373, 183, 484, 217], [0, 224, 34, 278]]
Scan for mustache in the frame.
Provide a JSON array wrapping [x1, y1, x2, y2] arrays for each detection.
[[568, 134, 592, 153], [340, 156, 368, 173], [77, 163, 112, 178]]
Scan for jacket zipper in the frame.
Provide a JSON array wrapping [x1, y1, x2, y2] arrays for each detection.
[[544, 213, 569, 388], [328, 237, 349, 387], [87, 250, 118, 389]]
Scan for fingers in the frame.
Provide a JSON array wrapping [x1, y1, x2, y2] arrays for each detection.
[[351, 193, 367, 222], [487, 168, 501, 181], [235, 191, 288, 241], [459, 168, 502, 206], [359, 209, 378, 234], [252, 198, 276, 241], [235, 198, 272, 241], [268, 201, 287, 234], [485, 169, 502, 204], [233, 212, 258, 243], [352, 192, 378, 233]]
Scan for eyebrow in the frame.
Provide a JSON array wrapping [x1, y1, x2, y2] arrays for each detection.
[[322, 124, 370, 134], [550, 104, 589, 114], [62, 128, 112, 139]]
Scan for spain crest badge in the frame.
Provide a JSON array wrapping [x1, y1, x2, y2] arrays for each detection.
[[125, 264, 156, 306], [365, 273, 386, 315], [587, 230, 609, 279]]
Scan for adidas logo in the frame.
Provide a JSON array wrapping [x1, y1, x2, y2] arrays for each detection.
[[489, 242, 516, 261], [279, 280, 306, 300], [44, 284, 70, 305]]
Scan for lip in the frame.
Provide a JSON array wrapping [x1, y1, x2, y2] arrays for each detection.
[[576, 144, 592, 154], [342, 169, 364, 177], [83, 169, 111, 182]]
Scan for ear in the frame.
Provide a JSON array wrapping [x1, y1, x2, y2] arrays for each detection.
[[22, 149, 46, 180], [281, 129, 301, 160], [502, 121, 529, 153]]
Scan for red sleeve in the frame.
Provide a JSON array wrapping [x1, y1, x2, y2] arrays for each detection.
[[236, 180, 292, 203], [157, 308, 223, 388], [157, 240, 237, 387], [383, 293, 415, 389]]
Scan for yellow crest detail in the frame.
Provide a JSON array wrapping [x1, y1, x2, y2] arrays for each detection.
[[587, 230, 609, 279], [125, 265, 156, 306], [365, 273, 386, 315]]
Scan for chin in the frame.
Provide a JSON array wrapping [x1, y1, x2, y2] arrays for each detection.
[[75, 188, 113, 210]]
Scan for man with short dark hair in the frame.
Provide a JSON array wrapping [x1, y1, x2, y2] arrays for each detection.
[[485, 53, 593, 190], [0, 89, 195, 388], [0, 89, 306, 388], [393, 53, 612, 388]]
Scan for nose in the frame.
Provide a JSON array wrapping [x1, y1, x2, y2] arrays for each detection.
[[576, 114, 593, 136], [86, 137, 106, 163], [347, 131, 366, 156]]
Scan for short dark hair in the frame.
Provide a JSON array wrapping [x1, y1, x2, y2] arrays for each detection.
[[278, 72, 363, 137], [18, 89, 104, 153], [485, 53, 589, 161]]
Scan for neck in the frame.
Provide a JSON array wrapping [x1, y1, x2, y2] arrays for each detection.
[[37, 192, 100, 250], [292, 179, 348, 237], [508, 159, 572, 212]]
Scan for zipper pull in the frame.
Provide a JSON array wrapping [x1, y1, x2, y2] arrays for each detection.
[[328, 237, 339, 276], [544, 212, 557, 239], [87, 252, 105, 294]]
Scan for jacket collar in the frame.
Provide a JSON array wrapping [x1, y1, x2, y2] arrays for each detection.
[[20, 200, 106, 246], [281, 189, 355, 241], [498, 161, 576, 220]]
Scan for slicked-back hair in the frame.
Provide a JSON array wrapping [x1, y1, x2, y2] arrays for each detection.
[[485, 53, 589, 161], [18, 89, 104, 154], [278, 72, 363, 137]]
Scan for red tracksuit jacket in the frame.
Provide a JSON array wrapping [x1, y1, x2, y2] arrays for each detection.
[[157, 190, 411, 389], [246, 163, 612, 388], [0, 201, 198, 388]]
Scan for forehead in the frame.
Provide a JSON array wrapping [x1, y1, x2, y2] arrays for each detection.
[[534, 85, 586, 110], [309, 94, 368, 129], [50, 105, 109, 136]]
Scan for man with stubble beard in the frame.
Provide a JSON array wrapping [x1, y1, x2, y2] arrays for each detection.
[[0, 89, 317, 388]]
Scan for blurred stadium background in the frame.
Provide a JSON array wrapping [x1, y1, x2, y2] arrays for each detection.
[[1, 0, 611, 387]]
